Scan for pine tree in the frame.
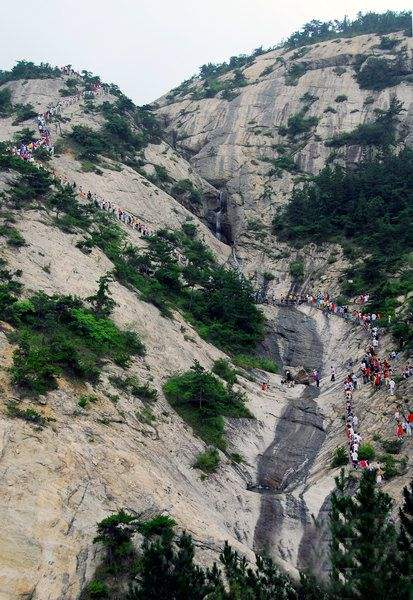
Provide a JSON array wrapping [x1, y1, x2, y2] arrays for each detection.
[[391, 480, 413, 599], [86, 273, 116, 317], [329, 469, 397, 599]]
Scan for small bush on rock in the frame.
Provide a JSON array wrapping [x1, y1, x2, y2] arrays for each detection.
[[194, 448, 220, 474]]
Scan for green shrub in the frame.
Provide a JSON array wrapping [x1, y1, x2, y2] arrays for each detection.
[[93, 509, 137, 570], [0, 87, 12, 116], [85, 509, 298, 598], [6, 401, 47, 426], [86, 580, 109, 598], [171, 179, 203, 204], [378, 36, 399, 50], [79, 220, 264, 354], [274, 142, 412, 347], [78, 394, 98, 408], [265, 154, 297, 176], [194, 448, 220, 473], [69, 125, 106, 160], [285, 63, 307, 85], [232, 355, 278, 373], [8, 292, 144, 394], [212, 358, 237, 385], [381, 439, 404, 454], [13, 128, 37, 145], [136, 406, 156, 425], [286, 112, 318, 136], [137, 515, 176, 538], [230, 452, 245, 464], [380, 454, 399, 479], [356, 56, 404, 90], [327, 98, 403, 147], [289, 259, 304, 280], [300, 92, 319, 104], [163, 361, 252, 449], [12, 103, 37, 125], [335, 94, 348, 102], [331, 446, 348, 468], [0, 225, 25, 246], [358, 443, 376, 461], [110, 374, 158, 401], [260, 65, 273, 77], [285, 11, 411, 49], [32, 146, 52, 162], [154, 164, 170, 182]]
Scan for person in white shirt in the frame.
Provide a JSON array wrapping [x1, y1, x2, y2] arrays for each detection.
[[351, 450, 358, 467], [389, 379, 396, 395]]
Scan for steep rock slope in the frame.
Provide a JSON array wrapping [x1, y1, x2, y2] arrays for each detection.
[[156, 31, 413, 288], [0, 30, 411, 600]]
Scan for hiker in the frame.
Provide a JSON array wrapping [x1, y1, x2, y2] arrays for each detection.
[[389, 378, 396, 396], [330, 366, 336, 382], [351, 449, 358, 468], [396, 422, 405, 438]]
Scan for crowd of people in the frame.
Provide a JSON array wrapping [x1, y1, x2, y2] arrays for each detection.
[[12, 112, 54, 161], [273, 291, 389, 329], [5, 72, 158, 241], [340, 319, 412, 476], [89, 191, 152, 236], [10, 72, 104, 162], [273, 285, 412, 476]]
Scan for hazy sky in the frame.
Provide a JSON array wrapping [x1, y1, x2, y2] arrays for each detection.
[[1, 1, 410, 104]]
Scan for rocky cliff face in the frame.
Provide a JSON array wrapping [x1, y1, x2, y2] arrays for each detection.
[[0, 30, 412, 600], [156, 30, 413, 291]]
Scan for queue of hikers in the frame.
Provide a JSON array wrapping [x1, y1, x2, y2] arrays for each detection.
[[10, 72, 104, 163], [344, 324, 412, 477], [90, 191, 151, 236], [6, 72, 157, 240], [273, 291, 388, 329]]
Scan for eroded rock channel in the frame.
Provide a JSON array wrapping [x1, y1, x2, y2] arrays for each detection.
[[253, 306, 327, 567]]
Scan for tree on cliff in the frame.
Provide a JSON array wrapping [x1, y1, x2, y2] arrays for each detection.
[[329, 469, 413, 600]]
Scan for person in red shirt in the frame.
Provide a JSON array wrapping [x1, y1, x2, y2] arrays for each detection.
[[396, 423, 405, 438]]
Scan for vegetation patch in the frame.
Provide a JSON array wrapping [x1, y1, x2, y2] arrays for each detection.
[[82, 509, 297, 599], [283, 111, 319, 137], [163, 361, 252, 450], [273, 139, 413, 346], [193, 447, 220, 474], [285, 11, 411, 48], [289, 259, 305, 281], [6, 401, 48, 427], [232, 354, 278, 373], [4, 290, 144, 395], [326, 97, 403, 148], [356, 56, 407, 90], [285, 62, 307, 85], [109, 375, 158, 402], [331, 446, 348, 468], [0, 60, 61, 85], [212, 358, 237, 385]]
